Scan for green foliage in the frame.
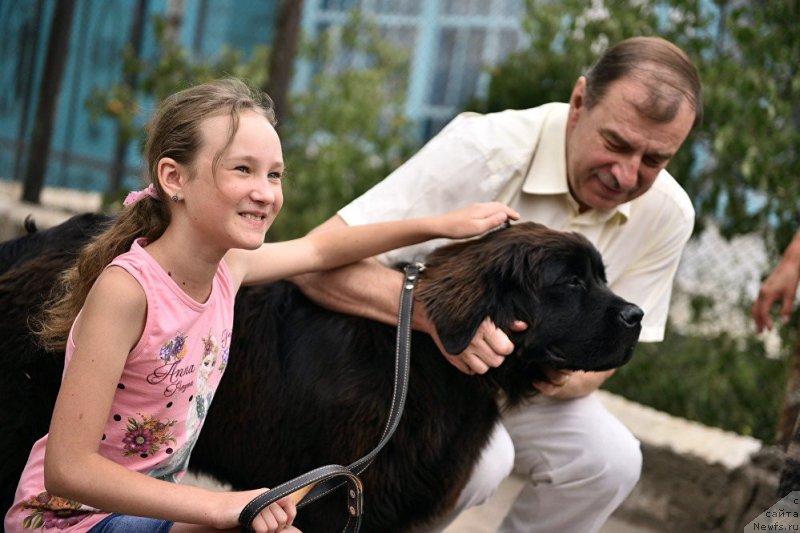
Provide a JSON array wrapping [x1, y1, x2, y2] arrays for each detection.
[[693, 1, 800, 253], [270, 11, 416, 240], [604, 326, 787, 443]]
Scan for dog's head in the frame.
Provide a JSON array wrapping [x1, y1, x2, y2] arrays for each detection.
[[417, 222, 642, 402]]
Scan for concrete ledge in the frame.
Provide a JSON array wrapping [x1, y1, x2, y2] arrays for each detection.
[[599, 391, 781, 532], [600, 391, 762, 471], [0, 181, 102, 240]]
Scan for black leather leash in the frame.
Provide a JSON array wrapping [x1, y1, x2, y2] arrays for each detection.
[[238, 263, 423, 532]]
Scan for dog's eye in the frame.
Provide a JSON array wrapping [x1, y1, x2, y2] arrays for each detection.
[[567, 276, 585, 288]]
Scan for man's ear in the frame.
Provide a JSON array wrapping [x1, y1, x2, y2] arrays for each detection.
[[157, 157, 184, 200], [567, 76, 588, 128], [570, 76, 587, 109]]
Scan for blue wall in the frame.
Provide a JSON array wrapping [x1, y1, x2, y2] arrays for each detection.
[[0, 0, 279, 193]]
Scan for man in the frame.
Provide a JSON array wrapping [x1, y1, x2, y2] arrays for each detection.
[[295, 36, 702, 532]]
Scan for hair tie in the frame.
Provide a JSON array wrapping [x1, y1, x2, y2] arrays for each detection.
[[123, 184, 159, 207]]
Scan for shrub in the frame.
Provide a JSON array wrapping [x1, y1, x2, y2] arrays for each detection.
[[604, 326, 788, 443]]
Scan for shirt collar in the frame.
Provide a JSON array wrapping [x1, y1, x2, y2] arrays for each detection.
[[520, 105, 631, 224]]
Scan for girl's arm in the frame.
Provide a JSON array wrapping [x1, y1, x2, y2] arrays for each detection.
[[44, 268, 295, 530], [229, 201, 519, 287], [292, 216, 520, 374]]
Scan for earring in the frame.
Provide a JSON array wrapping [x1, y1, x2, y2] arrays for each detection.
[[171, 194, 179, 202]]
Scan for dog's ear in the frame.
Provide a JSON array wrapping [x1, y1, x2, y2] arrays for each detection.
[[431, 291, 495, 356], [415, 243, 506, 356], [416, 223, 548, 356]]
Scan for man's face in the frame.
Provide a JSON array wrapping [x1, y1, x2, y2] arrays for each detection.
[[564, 75, 695, 211]]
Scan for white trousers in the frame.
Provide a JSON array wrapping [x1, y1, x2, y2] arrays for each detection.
[[424, 393, 642, 533]]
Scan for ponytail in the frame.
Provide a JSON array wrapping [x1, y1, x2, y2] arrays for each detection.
[[36, 194, 171, 351]]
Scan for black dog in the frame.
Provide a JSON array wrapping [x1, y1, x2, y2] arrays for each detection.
[[0, 214, 642, 531]]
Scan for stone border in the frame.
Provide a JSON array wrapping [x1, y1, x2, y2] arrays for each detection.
[[599, 391, 781, 532]]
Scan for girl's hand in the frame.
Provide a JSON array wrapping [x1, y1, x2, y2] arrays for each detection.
[[249, 497, 298, 533], [217, 489, 298, 532], [435, 202, 520, 239]]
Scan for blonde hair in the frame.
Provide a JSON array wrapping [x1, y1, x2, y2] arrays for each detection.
[[38, 78, 276, 351]]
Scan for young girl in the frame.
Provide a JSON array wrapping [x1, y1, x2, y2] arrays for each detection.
[[4, 78, 518, 533]]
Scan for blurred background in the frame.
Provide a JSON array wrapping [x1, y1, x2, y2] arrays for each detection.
[[0, 0, 798, 526]]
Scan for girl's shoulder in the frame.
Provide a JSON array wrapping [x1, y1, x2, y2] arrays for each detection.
[[71, 265, 147, 356], [222, 247, 259, 290], [84, 266, 147, 317]]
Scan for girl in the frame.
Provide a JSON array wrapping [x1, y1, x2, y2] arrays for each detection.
[[4, 78, 517, 533]]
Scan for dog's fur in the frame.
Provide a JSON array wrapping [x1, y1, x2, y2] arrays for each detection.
[[0, 214, 642, 531]]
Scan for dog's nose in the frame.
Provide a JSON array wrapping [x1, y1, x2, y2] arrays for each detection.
[[619, 304, 643, 327]]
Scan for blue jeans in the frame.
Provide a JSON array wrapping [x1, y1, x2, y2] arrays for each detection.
[[89, 514, 173, 532]]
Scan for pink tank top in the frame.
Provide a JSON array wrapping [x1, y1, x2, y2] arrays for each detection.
[[5, 239, 235, 532]]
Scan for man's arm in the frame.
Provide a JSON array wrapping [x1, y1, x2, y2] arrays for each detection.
[[292, 215, 518, 375], [291, 215, 408, 326]]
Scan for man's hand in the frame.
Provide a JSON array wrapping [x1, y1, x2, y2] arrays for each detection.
[[432, 318, 528, 374], [533, 368, 616, 400], [533, 368, 575, 396]]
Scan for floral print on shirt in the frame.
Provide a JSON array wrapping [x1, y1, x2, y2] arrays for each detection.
[[159, 332, 187, 363], [122, 413, 176, 457], [19, 492, 89, 530]]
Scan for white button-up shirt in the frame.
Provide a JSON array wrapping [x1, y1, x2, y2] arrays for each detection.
[[339, 103, 694, 342]]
